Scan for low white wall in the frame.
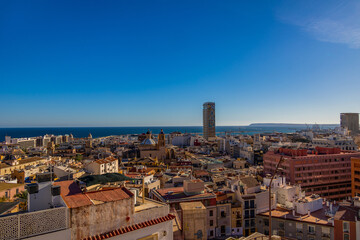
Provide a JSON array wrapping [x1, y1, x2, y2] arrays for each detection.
[[25, 229, 71, 240], [109, 220, 173, 240]]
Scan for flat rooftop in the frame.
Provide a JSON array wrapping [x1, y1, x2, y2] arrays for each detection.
[[0, 183, 23, 191], [134, 198, 165, 213], [180, 201, 205, 210]]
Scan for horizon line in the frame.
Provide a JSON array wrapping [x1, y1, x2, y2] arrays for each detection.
[[0, 123, 340, 128]]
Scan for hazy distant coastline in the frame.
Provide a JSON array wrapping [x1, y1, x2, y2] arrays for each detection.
[[249, 123, 339, 128]]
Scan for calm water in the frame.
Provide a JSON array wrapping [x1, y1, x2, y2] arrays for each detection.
[[0, 125, 333, 141]]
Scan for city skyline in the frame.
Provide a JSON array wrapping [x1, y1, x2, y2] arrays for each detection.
[[1, 0, 360, 127]]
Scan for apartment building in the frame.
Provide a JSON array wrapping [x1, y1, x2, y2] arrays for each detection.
[[351, 157, 360, 197], [334, 198, 360, 240], [85, 156, 118, 174], [264, 147, 360, 200], [151, 179, 218, 239]]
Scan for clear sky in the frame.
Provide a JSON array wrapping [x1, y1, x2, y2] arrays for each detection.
[[1, 0, 360, 127]]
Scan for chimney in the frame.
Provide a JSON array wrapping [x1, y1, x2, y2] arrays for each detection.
[[330, 203, 333, 213], [308, 210, 310, 217], [283, 176, 286, 186], [292, 209, 295, 217], [129, 188, 138, 205]]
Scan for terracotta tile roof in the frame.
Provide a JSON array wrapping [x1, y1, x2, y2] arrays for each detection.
[[239, 176, 259, 188], [154, 187, 216, 202], [62, 194, 92, 208], [81, 214, 175, 240], [53, 180, 133, 208], [258, 207, 332, 226], [334, 205, 360, 222], [86, 188, 133, 203], [194, 170, 209, 177], [18, 157, 45, 164]]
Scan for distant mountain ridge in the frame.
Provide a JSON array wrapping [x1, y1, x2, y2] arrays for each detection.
[[249, 123, 339, 128]]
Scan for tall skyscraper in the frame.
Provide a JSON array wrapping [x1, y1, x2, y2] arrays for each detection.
[[340, 113, 359, 135], [203, 102, 215, 140]]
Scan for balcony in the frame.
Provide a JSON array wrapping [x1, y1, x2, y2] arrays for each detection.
[[322, 233, 331, 238]]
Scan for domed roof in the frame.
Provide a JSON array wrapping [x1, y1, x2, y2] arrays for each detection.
[[141, 138, 156, 145]]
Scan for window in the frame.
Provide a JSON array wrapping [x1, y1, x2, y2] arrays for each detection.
[[250, 219, 255, 227], [209, 210, 213, 217], [236, 219, 242, 227], [343, 221, 350, 233], [210, 230, 214, 237], [322, 227, 330, 237], [264, 219, 269, 226], [250, 210, 255, 218], [221, 211, 226, 218], [221, 225, 226, 235], [210, 220, 213, 226], [344, 234, 350, 240], [279, 222, 285, 230], [308, 225, 315, 234]]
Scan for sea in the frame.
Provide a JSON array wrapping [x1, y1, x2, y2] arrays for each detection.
[[0, 125, 338, 141]]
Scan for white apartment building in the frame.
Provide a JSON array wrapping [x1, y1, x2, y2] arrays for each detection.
[[312, 135, 358, 151], [85, 156, 119, 174]]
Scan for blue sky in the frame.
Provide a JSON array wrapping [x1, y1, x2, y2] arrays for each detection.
[[1, 0, 360, 127]]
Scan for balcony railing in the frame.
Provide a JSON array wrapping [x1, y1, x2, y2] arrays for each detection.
[[0, 207, 68, 240]]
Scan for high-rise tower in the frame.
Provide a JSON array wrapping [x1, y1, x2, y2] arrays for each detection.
[[340, 113, 359, 135], [203, 102, 215, 140]]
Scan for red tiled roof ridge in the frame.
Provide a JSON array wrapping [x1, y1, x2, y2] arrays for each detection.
[[81, 214, 175, 240]]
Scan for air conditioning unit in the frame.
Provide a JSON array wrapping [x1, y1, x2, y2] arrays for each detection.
[[51, 185, 61, 196], [26, 183, 39, 194]]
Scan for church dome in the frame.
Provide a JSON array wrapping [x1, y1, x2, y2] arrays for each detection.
[[141, 138, 156, 145]]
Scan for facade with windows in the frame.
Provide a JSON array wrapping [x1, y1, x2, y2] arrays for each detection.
[[351, 157, 360, 197], [334, 201, 360, 240], [264, 148, 360, 200], [242, 195, 257, 236], [231, 202, 242, 236], [256, 211, 334, 240], [203, 102, 215, 140]]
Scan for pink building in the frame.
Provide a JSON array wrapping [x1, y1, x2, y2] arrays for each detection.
[[0, 183, 24, 200], [264, 147, 360, 201]]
